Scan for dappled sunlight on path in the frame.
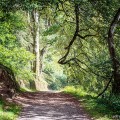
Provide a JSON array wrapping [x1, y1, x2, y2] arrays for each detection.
[[14, 91, 92, 120]]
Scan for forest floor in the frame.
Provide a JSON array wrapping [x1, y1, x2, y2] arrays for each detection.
[[14, 91, 92, 120]]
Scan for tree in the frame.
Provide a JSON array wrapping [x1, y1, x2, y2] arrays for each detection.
[[28, 10, 40, 80], [107, 8, 120, 94]]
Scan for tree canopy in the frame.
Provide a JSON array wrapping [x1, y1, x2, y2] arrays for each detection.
[[0, 0, 120, 95]]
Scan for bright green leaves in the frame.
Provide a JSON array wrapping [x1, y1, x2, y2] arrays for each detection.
[[44, 24, 61, 36], [43, 56, 67, 90], [0, 45, 34, 76], [0, 10, 34, 80], [20, 0, 51, 11], [0, 11, 26, 48]]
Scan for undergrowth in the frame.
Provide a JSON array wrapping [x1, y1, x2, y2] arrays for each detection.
[[63, 86, 120, 120], [20, 87, 36, 92], [0, 99, 21, 120]]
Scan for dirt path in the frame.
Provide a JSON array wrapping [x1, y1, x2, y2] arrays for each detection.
[[14, 91, 92, 120]]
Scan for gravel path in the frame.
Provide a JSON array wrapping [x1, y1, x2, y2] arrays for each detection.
[[15, 91, 92, 120]]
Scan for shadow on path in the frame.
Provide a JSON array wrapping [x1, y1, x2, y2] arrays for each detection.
[[14, 91, 92, 120]]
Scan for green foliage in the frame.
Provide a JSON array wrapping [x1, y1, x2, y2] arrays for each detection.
[[64, 86, 87, 97], [43, 24, 61, 36], [43, 52, 67, 90], [105, 95, 120, 115], [0, 10, 34, 81], [0, 38, 34, 80], [44, 66, 67, 90], [0, 2, 120, 119], [19, 0, 51, 11], [64, 86, 120, 120], [0, 99, 21, 120]]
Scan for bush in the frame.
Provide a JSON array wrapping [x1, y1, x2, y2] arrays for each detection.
[[0, 99, 21, 120]]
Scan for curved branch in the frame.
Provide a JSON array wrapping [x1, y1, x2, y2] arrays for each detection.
[[58, 3, 79, 64], [97, 75, 113, 98], [58, 4, 97, 64], [107, 8, 120, 73]]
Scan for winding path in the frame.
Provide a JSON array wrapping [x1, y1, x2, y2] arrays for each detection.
[[14, 91, 92, 120]]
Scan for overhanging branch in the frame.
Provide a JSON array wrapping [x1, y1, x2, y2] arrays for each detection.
[[58, 3, 97, 64], [97, 75, 113, 98]]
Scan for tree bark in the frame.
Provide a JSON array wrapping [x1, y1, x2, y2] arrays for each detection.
[[107, 8, 120, 94], [28, 10, 40, 80], [33, 10, 40, 80]]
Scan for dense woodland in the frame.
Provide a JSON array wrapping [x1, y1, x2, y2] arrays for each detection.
[[0, 0, 120, 119]]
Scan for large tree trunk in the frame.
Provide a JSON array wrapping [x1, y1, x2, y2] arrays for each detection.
[[27, 10, 48, 90], [33, 10, 40, 80], [107, 8, 120, 94], [30, 10, 40, 80]]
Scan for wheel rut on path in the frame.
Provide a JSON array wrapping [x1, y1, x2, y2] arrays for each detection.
[[14, 91, 92, 120]]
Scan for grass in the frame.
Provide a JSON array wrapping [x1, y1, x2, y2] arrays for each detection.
[[0, 99, 21, 120], [63, 86, 120, 120], [20, 87, 36, 92]]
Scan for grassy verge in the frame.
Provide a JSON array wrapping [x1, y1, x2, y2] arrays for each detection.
[[0, 99, 21, 120], [63, 86, 120, 120], [20, 87, 36, 92]]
